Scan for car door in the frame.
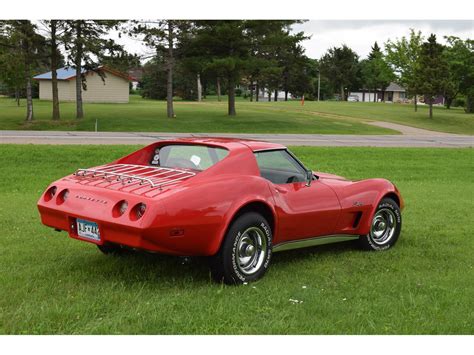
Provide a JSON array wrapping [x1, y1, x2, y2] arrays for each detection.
[[254, 149, 341, 243]]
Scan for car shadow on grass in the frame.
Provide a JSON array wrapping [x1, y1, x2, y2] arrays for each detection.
[[63, 248, 213, 287], [271, 240, 359, 267], [60, 241, 361, 287]]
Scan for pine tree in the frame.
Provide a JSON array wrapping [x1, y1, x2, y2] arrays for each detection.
[[63, 20, 123, 119], [414, 34, 450, 118], [361, 41, 394, 102]]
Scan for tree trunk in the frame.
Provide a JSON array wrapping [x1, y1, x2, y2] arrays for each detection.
[[196, 73, 202, 102], [227, 77, 236, 116], [429, 99, 433, 118], [255, 81, 259, 102], [166, 21, 175, 118], [74, 22, 84, 119], [414, 94, 418, 112], [362, 91, 365, 102], [268, 91, 271, 102], [274, 90, 278, 102], [373, 89, 377, 102], [249, 79, 253, 102], [340, 85, 345, 101], [23, 36, 33, 121], [25, 76, 34, 121], [217, 78, 221, 102], [51, 20, 60, 120], [465, 95, 474, 113], [284, 90, 288, 101], [15, 87, 20, 106], [445, 97, 453, 109]]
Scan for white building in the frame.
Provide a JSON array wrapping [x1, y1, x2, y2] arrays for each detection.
[[349, 82, 407, 102], [33, 66, 131, 103]]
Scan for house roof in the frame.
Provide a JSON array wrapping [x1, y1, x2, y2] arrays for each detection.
[[128, 68, 143, 81], [33, 66, 132, 81], [33, 67, 84, 80], [385, 82, 405, 92], [354, 82, 406, 93]]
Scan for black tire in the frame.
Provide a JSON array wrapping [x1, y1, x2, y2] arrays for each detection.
[[210, 212, 272, 285], [97, 243, 128, 255], [359, 197, 402, 251]]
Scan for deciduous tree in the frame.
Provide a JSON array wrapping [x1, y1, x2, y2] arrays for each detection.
[[443, 36, 474, 112], [385, 29, 424, 111], [319, 45, 359, 100]]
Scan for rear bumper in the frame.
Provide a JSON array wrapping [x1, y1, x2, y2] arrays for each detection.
[[38, 204, 186, 254]]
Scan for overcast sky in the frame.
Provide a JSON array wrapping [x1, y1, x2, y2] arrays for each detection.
[[112, 20, 473, 62], [293, 20, 473, 58]]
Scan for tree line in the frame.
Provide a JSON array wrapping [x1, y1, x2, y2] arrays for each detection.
[[0, 20, 472, 122]]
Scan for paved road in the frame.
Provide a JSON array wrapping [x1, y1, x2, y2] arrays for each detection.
[[0, 130, 472, 147]]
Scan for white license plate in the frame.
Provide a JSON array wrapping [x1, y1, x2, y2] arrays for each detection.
[[76, 219, 100, 242]]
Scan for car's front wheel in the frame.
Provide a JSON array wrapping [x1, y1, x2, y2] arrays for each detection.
[[359, 197, 402, 250], [210, 212, 272, 285]]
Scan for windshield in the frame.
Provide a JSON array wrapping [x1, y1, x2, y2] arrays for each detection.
[[150, 145, 228, 171]]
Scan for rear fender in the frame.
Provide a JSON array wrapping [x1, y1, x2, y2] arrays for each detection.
[[211, 183, 276, 256]]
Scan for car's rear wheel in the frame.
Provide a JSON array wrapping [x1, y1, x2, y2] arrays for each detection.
[[359, 197, 402, 250], [210, 212, 272, 285]]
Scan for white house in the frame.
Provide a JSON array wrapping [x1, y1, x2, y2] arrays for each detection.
[[349, 82, 407, 102], [33, 66, 131, 103]]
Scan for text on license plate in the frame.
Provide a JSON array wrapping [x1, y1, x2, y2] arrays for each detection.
[[76, 219, 100, 241]]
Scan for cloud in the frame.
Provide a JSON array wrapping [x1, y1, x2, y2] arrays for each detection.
[[110, 20, 473, 62], [293, 20, 473, 59]]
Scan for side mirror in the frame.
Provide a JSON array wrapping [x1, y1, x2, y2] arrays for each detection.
[[305, 170, 313, 187]]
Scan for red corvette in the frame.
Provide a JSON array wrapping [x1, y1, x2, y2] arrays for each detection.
[[38, 138, 403, 284]]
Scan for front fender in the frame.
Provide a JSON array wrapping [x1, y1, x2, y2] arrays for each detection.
[[357, 179, 402, 235]]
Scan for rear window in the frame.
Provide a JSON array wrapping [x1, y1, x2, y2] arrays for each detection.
[[150, 145, 228, 171]]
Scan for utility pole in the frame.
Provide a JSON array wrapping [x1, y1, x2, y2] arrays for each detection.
[[317, 69, 320, 102]]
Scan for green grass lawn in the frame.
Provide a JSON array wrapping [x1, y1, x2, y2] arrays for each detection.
[[1, 95, 472, 134], [0, 145, 472, 334]]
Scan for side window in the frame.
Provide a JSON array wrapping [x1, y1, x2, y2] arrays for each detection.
[[254, 150, 307, 184]]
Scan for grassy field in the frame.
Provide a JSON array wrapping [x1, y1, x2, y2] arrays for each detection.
[[1, 95, 473, 134], [0, 145, 472, 334]]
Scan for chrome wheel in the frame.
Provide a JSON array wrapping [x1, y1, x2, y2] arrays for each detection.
[[236, 226, 267, 275], [370, 208, 397, 245]]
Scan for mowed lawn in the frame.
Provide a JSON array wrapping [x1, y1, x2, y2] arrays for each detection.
[[0, 145, 472, 334], [1, 95, 472, 134]]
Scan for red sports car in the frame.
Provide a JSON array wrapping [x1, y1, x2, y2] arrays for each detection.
[[38, 138, 403, 284]]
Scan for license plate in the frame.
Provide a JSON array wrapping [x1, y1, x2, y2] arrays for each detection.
[[76, 219, 100, 242]]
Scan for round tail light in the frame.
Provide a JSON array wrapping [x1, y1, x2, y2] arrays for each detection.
[[130, 203, 147, 221], [112, 200, 129, 218], [119, 201, 128, 215], [57, 189, 69, 204], [136, 203, 146, 219], [44, 186, 57, 201]]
